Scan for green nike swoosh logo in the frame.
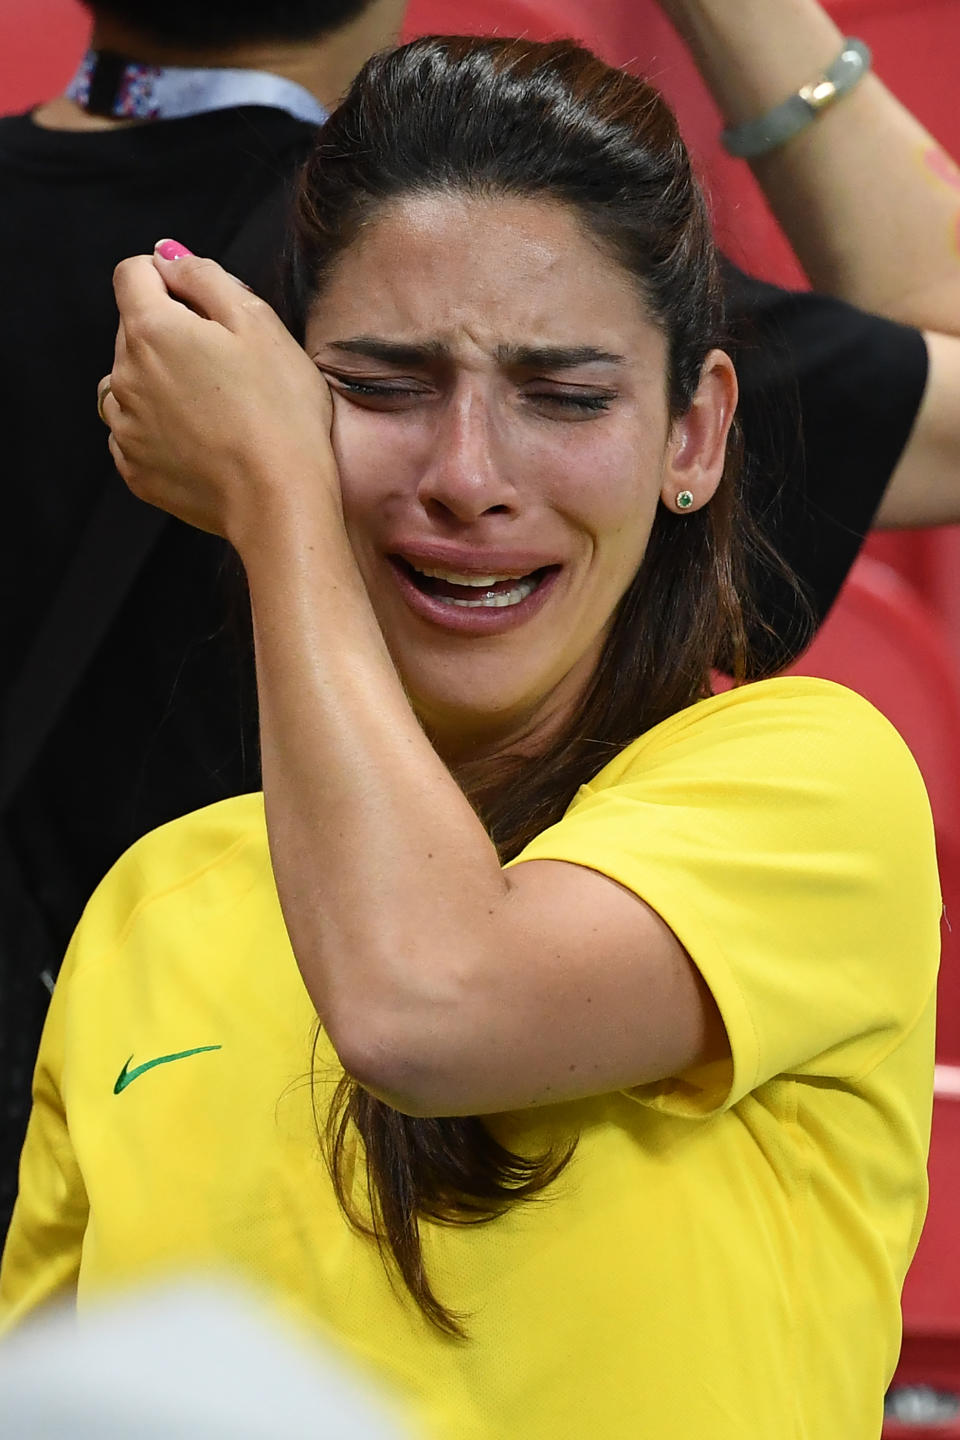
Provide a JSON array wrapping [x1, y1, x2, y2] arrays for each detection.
[[113, 1046, 222, 1094]]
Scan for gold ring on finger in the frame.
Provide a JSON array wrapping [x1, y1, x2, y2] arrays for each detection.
[[97, 379, 113, 424]]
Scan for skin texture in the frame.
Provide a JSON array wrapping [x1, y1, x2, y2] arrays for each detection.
[[305, 194, 733, 758], [101, 193, 735, 1117]]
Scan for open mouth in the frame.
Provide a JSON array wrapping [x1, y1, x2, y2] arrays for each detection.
[[392, 557, 557, 610]]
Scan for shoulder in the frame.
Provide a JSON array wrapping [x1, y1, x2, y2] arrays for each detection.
[[67, 795, 270, 981], [721, 259, 928, 383], [520, 675, 938, 958], [593, 676, 928, 807], [516, 677, 940, 1100], [0, 113, 49, 161]]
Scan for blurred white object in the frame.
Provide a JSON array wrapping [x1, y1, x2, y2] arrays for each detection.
[[0, 1280, 412, 1439]]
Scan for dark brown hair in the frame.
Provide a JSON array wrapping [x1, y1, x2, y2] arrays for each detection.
[[290, 35, 786, 1334]]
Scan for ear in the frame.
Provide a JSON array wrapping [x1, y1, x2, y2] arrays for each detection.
[[660, 349, 738, 514]]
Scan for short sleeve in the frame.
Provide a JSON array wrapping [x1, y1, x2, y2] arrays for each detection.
[[722, 261, 930, 673], [507, 679, 941, 1117], [0, 933, 88, 1331]]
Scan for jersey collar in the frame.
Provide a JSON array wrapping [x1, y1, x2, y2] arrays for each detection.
[[66, 49, 328, 126]]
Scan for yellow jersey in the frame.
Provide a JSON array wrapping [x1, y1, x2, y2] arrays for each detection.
[[1, 678, 941, 1438]]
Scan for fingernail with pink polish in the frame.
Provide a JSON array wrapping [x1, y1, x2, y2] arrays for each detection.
[[155, 238, 193, 261]]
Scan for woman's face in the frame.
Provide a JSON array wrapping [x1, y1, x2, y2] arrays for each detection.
[[305, 192, 735, 759]]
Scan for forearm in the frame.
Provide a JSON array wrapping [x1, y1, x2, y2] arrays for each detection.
[[241, 504, 510, 1098], [662, 0, 960, 330]]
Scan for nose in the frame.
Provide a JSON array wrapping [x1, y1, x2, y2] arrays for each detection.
[[416, 384, 518, 523]]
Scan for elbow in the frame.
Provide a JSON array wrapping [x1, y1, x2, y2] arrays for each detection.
[[324, 1005, 463, 1118], [334, 1034, 455, 1117], [313, 940, 495, 1116]]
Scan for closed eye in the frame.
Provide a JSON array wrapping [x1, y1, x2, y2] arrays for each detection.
[[318, 367, 617, 418], [525, 390, 616, 418], [320, 371, 430, 407]]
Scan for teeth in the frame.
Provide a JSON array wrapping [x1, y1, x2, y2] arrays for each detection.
[[412, 564, 530, 587], [435, 576, 540, 608]]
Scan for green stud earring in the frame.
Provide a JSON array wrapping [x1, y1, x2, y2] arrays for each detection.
[[676, 490, 695, 511]]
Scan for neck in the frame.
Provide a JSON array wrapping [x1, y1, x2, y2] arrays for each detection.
[[70, 0, 404, 111], [424, 658, 601, 777]]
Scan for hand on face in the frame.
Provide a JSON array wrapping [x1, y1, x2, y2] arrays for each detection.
[[99, 244, 339, 548]]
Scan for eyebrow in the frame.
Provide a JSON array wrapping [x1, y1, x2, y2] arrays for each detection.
[[326, 338, 449, 366], [496, 344, 626, 370], [323, 338, 626, 370]]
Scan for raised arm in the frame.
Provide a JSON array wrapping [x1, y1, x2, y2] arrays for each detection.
[[659, 0, 960, 529], [659, 0, 960, 325], [98, 252, 726, 1120]]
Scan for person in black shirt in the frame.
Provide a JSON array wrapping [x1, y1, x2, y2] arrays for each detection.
[[0, 0, 955, 1235], [0, 0, 407, 1234]]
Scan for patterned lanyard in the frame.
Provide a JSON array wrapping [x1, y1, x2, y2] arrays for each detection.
[[66, 49, 328, 125]]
